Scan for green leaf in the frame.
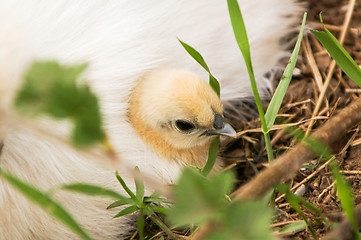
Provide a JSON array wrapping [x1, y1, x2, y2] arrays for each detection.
[[332, 165, 358, 234], [134, 167, 144, 202], [277, 184, 318, 238], [265, 13, 307, 130], [144, 196, 174, 204], [202, 136, 220, 176], [14, 61, 104, 147], [168, 168, 234, 227], [0, 169, 92, 240], [107, 199, 135, 209], [62, 183, 129, 200], [278, 221, 307, 233], [149, 206, 170, 215], [178, 39, 220, 97], [115, 171, 141, 206], [137, 210, 145, 240], [210, 201, 274, 240], [113, 205, 139, 218], [311, 15, 361, 87], [227, 0, 274, 161]]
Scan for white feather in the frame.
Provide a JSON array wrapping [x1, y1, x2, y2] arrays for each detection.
[[0, 1, 302, 239]]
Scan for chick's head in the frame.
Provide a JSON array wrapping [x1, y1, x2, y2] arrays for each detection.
[[129, 68, 235, 165]]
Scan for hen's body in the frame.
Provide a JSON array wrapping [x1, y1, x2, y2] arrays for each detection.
[[0, 1, 301, 239]]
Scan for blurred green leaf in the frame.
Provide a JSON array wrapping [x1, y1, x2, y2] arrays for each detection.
[[207, 201, 274, 240], [135, 167, 145, 202], [144, 195, 173, 204], [178, 39, 220, 97], [15, 61, 104, 147], [266, 13, 307, 130], [0, 169, 92, 240], [137, 210, 145, 240], [168, 168, 234, 227], [202, 136, 220, 176], [311, 15, 361, 87], [277, 184, 318, 238], [62, 183, 129, 200], [149, 206, 170, 215], [278, 221, 307, 233], [332, 165, 358, 235]]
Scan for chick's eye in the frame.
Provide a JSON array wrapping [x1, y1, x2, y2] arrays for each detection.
[[175, 120, 195, 132]]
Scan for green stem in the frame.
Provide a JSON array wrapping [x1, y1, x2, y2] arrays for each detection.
[[144, 208, 178, 239], [264, 132, 274, 162]]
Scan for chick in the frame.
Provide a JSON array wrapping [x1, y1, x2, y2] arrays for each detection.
[[129, 68, 236, 168], [0, 0, 302, 239]]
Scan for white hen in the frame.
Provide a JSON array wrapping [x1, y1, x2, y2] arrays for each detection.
[[0, 1, 302, 239]]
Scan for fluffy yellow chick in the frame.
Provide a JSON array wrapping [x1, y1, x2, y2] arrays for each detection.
[[129, 68, 235, 167]]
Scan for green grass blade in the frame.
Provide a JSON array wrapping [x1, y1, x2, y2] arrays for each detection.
[[279, 221, 307, 233], [144, 196, 174, 204], [115, 171, 138, 202], [113, 205, 139, 219], [265, 13, 307, 130], [107, 199, 134, 209], [134, 167, 144, 202], [277, 184, 318, 239], [332, 165, 359, 235], [202, 136, 220, 176], [137, 210, 145, 240], [0, 169, 92, 240], [227, 0, 273, 161], [311, 15, 361, 87], [62, 183, 129, 200], [149, 206, 171, 215], [178, 39, 220, 96]]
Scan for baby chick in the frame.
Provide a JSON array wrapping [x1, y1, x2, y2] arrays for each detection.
[[0, 0, 302, 239], [129, 68, 236, 168]]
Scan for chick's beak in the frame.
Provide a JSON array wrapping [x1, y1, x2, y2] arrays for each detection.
[[202, 114, 237, 138], [211, 122, 237, 137]]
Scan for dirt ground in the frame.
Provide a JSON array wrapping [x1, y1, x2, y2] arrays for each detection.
[[223, 0, 361, 239]]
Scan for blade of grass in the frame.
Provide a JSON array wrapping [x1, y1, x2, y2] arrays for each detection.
[[202, 136, 220, 176], [332, 163, 359, 237], [311, 15, 361, 87], [134, 167, 145, 202], [277, 184, 318, 239], [62, 183, 129, 200], [278, 221, 307, 233], [178, 39, 220, 96], [265, 13, 307, 130], [115, 171, 141, 205], [178, 39, 221, 175], [137, 210, 145, 240], [227, 0, 273, 161], [107, 199, 134, 209], [0, 169, 92, 240], [113, 205, 139, 218]]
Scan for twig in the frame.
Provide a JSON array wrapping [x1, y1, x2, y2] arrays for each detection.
[[303, 35, 324, 92]]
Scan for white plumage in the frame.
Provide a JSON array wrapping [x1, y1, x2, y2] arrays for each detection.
[[0, 1, 301, 239]]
